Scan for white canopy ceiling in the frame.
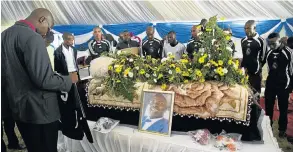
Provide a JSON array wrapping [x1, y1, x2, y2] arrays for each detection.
[[1, 0, 293, 26]]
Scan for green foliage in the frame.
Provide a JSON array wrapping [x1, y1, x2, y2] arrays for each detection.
[[103, 16, 249, 101]]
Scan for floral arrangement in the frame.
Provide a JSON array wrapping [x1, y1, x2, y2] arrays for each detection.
[[104, 16, 248, 101], [214, 132, 242, 152]]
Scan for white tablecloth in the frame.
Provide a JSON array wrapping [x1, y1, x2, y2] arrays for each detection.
[[57, 116, 281, 152]]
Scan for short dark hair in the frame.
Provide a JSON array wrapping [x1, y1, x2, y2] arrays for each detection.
[[168, 31, 176, 35], [93, 26, 100, 30], [62, 32, 73, 40], [268, 33, 280, 39], [45, 31, 54, 43], [288, 37, 293, 45]]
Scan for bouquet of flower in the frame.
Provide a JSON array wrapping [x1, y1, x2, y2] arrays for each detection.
[[188, 129, 211, 145], [214, 130, 242, 152], [102, 16, 249, 101]]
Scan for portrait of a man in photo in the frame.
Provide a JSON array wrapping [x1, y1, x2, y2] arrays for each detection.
[[140, 92, 174, 135]]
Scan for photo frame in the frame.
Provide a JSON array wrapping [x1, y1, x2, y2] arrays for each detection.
[[138, 90, 175, 136]]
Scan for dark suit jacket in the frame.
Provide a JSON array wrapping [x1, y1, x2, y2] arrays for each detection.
[[54, 45, 93, 142], [1, 21, 72, 124]]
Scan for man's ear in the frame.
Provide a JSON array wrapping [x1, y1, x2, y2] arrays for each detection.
[[39, 16, 46, 23]]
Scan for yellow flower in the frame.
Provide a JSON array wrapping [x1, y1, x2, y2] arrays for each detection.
[[218, 71, 225, 76], [182, 71, 190, 77], [175, 67, 181, 73], [108, 65, 113, 71], [235, 60, 239, 66], [168, 53, 175, 59], [203, 53, 208, 58], [198, 57, 205, 64], [216, 67, 223, 75], [116, 80, 121, 83], [158, 73, 163, 79], [115, 65, 122, 73], [209, 60, 218, 66], [123, 68, 131, 76], [184, 80, 189, 84], [195, 70, 202, 77], [161, 84, 167, 90], [206, 28, 212, 32], [180, 59, 189, 64], [218, 60, 223, 66], [139, 69, 145, 75], [170, 64, 176, 68], [228, 60, 233, 65], [199, 78, 205, 83]]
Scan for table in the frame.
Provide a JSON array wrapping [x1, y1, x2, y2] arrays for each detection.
[[57, 116, 281, 152]]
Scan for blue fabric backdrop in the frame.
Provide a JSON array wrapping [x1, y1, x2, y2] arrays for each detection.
[[52, 19, 293, 50]]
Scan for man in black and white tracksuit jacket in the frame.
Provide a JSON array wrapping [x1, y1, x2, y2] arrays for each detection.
[[141, 26, 163, 59], [88, 26, 110, 61], [241, 20, 267, 103], [186, 25, 202, 59], [264, 33, 293, 138]]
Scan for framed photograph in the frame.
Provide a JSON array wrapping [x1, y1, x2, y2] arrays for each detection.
[[138, 90, 175, 136]]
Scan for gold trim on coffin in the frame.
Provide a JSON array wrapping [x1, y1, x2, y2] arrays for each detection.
[[88, 80, 249, 121]]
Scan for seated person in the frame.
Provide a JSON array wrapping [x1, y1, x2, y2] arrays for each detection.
[[142, 94, 169, 134], [130, 32, 141, 45], [116, 30, 140, 51], [162, 31, 186, 60]]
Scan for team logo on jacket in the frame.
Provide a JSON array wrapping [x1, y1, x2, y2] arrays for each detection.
[[246, 48, 251, 55], [272, 62, 278, 69], [60, 91, 68, 102]]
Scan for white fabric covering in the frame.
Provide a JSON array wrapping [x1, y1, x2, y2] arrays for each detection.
[[2, 1, 293, 26], [57, 116, 281, 152]]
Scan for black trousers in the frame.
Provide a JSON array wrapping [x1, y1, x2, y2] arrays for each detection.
[[16, 120, 59, 152], [248, 72, 262, 103], [265, 85, 289, 131], [2, 117, 19, 147]]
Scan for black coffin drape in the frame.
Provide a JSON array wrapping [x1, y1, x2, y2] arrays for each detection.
[[78, 80, 262, 141]]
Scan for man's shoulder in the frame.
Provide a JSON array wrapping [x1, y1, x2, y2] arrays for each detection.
[[101, 39, 110, 45], [178, 42, 186, 48], [187, 39, 195, 44], [283, 46, 293, 55], [241, 37, 247, 43], [54, 45, 63, 55], [153, 38, 161, 44]]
